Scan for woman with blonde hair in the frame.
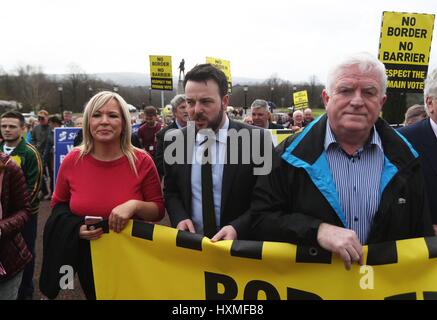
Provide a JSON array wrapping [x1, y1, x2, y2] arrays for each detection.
[[41, 91, 164, 299]]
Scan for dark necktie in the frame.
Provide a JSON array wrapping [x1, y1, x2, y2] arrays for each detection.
[[201, 142, 216, 238]]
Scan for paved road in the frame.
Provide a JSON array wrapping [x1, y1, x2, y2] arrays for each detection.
[[33, 200, 171, 300]]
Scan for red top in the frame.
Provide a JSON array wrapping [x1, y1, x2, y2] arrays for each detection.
[[137, 122, 162, 156], [51, 148, 164, 220]]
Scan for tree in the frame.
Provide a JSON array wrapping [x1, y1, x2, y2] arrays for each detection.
[[13, 65, 52, 112], [64, 63, 90, 112]]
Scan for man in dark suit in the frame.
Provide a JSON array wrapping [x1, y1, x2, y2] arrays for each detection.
[[399, 68, 437, 236], [163, 64, 272, 238], [154, 94, 188, 178]]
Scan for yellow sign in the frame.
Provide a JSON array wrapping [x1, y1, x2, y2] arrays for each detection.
[[378, 12, 435, 93], [293, 90, 309, 109], [149, 55, 173, 91], [91, 221, 437, 300], [206, 56, 232, 93]]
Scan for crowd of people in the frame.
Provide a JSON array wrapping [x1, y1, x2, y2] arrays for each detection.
[[0, 52, 436, 300]]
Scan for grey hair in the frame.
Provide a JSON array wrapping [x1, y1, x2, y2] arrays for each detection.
[[404, 104, 427, 125], [170, 94, 186, 113], [326, 52, 387, 96], [303, 108, 312, 114], [293, 110, 303, 118], [250, 99, 269, 111], [424, 68, 437, 115]]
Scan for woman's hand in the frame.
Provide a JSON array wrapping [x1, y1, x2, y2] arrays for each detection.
[[79, 224, 103, 240], [109, 200, 137, 233]]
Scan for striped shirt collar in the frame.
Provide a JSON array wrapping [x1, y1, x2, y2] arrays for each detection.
[[324, 121, 383, 155]]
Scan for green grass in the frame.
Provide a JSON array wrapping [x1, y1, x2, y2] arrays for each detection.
[[312, 108, 326, 117]]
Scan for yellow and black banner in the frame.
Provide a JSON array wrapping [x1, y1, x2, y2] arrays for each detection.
[[269, 129, 294, 147], [293, 90, 309, 109], [91, 221, 437, 300], [378, 11, 435, 93], [206, 57, 232, 93], [149, 55, 173, 91]]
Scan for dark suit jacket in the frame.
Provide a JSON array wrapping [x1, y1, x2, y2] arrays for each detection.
[[154, 121, 179, 178], [399, 118, 437, 224], [268, 122, 284, 129], [163, 120, 271, 236]]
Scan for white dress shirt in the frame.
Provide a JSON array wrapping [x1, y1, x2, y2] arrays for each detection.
[[190, 116, 229, 235], [430, 117, 437, 139]]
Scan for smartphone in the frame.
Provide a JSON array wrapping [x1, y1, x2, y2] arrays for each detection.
[[85, 216, 109, 233]]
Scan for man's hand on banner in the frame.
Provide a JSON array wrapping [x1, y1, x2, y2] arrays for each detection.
[[317, 223, 364, 271], [210, 225, 237, 242], [177, 219, 196, 233]]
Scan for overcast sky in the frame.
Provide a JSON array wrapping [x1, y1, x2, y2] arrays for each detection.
[[2, 0, 436, 84]]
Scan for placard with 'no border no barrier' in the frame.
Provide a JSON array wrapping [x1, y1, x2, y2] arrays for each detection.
[[293, 90, 309, 109], [149, 55, 173, 91], [378, 11, 435, 93], [206, 56, 232, 93]]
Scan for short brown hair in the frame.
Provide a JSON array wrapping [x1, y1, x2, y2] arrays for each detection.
[[144, 106, 157, 116], [1, 111, 25, 126]]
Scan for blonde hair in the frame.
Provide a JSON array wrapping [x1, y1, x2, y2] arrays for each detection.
[[79, 91, 143, 175]]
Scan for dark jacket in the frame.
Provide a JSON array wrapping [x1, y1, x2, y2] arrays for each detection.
[[40, 203, 94, 299], [240, 114, 433, 244], [154, 121, 179, 178], [268, 122, 284, 129], [42, 128, 55, 168], [0, 153, 32, 282], [398, 118, 437, 224], [164, 120, 271, 233], [31, 124, 50, 155], [0, 137, 42, 215]]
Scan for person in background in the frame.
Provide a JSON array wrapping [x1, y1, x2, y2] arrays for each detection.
[[243, 115, 253, 125], [303, 108, 315, 126], [41, 91, 164, 299], [154, 94, 188, 178], [137, 106, 162, 157], [290, 110, 304, 132], [25, 117, 37, 144], [31, 110, 50, 155], [32, 110, 50, 199], [399, 69, 437, 236], [0, 111, 42, 300], [73, 116, 83, 128], [403, 104, 427, 126], [43, 116, 62, 199], [251, 99, 283, 129], [62, 111, 75, 127], [0, 151, 32, 300]]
